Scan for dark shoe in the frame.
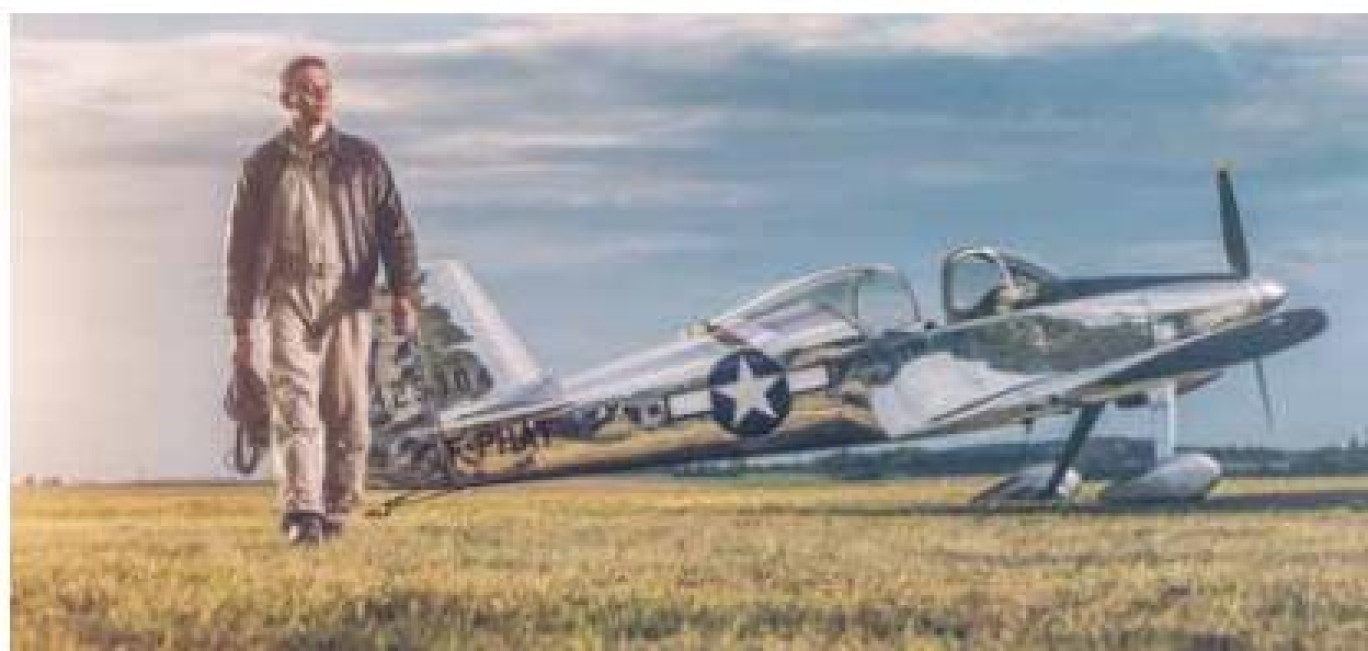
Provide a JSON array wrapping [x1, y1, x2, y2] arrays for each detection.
[[321, 515, 346, 540], [281, 511, 325, 546]]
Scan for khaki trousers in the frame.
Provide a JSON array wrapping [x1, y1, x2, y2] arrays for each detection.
[[268, 277, 372, 517]]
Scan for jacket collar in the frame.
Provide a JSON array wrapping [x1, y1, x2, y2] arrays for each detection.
[[275, 124, 340, 163]]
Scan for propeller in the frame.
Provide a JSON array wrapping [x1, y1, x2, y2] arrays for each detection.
[[1252, 358, 1277, 439], [1217, 164, 1251, 278], [1217, 163, 1278, 439]]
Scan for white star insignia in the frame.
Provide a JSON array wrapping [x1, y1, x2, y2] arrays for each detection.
[[718, 356, 782, 427]]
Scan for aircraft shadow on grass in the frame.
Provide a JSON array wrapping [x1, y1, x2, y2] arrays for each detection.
[[732, 487, 1368, 518]]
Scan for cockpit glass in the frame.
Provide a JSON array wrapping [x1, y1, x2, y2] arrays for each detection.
[[713, 267, 918, 339], [855, 271, 921, 333], [950, 253, 1009, 315], [945, 249, 1059, 322]]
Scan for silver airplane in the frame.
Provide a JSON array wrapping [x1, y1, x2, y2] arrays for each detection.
[[364, 168, 1327, 506]]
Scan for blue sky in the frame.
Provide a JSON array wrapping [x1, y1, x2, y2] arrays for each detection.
[[12, 15, 1368, 479]]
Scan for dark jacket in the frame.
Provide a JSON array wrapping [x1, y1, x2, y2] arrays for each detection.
[[225, 127, 420, 321]]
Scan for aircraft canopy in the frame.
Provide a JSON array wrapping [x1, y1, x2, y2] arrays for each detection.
[[709, 264, 923, 341]]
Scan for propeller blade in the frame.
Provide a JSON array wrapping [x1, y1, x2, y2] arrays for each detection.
[[1040, 403, 1105, 499], [1217, 165, 1252, 277], [1252, 359, 1277, 439]]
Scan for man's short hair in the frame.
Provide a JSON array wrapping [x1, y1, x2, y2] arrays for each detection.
[[280, 55, 328, 91]]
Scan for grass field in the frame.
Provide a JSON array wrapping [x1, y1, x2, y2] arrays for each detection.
[[12, 476, 1368, 649]]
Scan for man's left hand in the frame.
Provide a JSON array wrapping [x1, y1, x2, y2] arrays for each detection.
[[392, 295, 417, 338]]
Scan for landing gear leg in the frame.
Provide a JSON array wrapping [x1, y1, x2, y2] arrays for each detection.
[[972, 403, 1104, 504]]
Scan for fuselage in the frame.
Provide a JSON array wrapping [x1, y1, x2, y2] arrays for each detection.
[[371, 259, 1322, 488]]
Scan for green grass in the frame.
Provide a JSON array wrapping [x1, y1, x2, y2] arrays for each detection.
[[12, 476, 1368, 649]]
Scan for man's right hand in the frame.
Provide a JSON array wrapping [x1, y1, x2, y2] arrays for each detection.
[[233, 332, 253, 369]]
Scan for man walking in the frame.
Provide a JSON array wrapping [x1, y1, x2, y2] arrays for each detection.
[[226, 55, 420, 545]]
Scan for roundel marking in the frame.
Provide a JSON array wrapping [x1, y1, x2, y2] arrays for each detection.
[[707, 348, 791, 439]]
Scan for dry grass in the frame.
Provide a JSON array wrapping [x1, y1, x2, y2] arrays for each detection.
[[12, 476, 1368, 649]]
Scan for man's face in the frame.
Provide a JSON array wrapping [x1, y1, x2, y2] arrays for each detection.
[[284, 64, 333, 126]]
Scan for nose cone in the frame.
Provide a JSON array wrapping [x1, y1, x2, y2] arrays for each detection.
[[1252, 278, 1288, 312]]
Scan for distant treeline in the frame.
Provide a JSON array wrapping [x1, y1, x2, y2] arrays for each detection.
[[673, 436, 1368, 480]]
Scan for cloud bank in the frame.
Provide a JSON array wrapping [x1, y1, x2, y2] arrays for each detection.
[[12, 15, 1368, 478]]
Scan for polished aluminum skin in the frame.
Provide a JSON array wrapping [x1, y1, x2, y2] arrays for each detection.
[[368, 248, 1299, 491]]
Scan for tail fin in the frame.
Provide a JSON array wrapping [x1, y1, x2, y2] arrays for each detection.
[[418, 260, 557, 408], [371, 260, 557, 429]]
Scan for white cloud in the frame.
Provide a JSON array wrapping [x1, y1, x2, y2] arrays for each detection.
[[1098, 235, 1368, 279], [883, 15, 1162, 56], [13, 32, 757, 212], [434, 15, 867, 55], [412, 169, 763, 209], [14, 34, 317, 118], [428, 228, 728, 274], [13, 16, 1368, 477], [1309, 54, 1368, 97], [401, 15, 1368, 58], [389, 109, 717, 168], [17, 16, 1368, 169], [1180, 15, 1368, 48]]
